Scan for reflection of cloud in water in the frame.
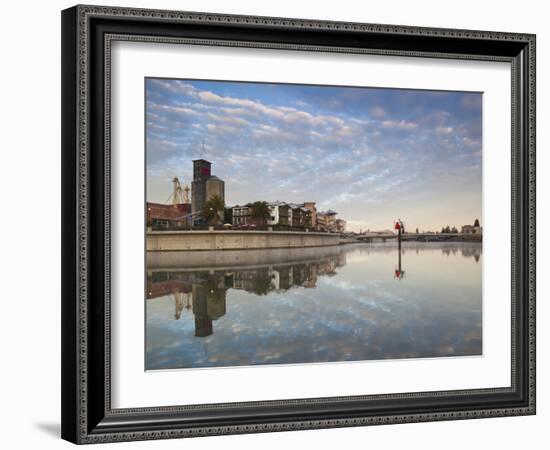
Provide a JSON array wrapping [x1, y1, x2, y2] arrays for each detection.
[[146, 242, 482, 370]]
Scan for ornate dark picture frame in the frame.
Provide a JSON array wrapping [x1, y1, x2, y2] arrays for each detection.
[[61, 4, 536, 444]]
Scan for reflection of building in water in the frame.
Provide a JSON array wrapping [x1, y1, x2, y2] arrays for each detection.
[[270, 268, 280, 290], [440, 244, 482, 262], [173, 292, 192, 320], [231, 264, 316, 294], [192, 276, 227, 337], [303, 263, 317, 288], [229, 256, 347, 294], [147, 249, 350, 337], [232, 267, 275, 295], [459, 245, 482, 262]]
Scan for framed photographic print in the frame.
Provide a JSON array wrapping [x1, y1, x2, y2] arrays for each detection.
[[61, 5, 536, 444]]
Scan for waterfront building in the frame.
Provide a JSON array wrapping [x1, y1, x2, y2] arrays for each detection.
[[316, 209, 338, 232], [303, 202, 317, 229], [230, 200, 339, 232], [288, 203, 313, 230], [146, 202, 191, 229], [232, 202, 304, 229], [461, 224, 483, 235], [316, 211, 326, 231], [206, 176, 224, 202], [267, 201, 291, 227], [231, 205, 252, 226], [335, 218, 347, 233], [191, 159, 225, 223], [301, 208, 313, 229]]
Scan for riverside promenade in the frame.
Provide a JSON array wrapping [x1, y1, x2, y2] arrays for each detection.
[[146, 229, 340, 252]]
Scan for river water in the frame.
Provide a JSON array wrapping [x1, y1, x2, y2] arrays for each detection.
[[146, 242, 482, 370]]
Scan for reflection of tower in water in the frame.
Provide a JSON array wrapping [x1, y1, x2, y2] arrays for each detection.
[[192, 277, 227, 337]]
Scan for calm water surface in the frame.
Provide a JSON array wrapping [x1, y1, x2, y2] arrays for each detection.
[[146, 242, 482, 370]]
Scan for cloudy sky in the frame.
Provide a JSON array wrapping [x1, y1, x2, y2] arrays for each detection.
[[146, 78, 482, 232]]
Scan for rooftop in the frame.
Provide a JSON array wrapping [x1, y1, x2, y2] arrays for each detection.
[[267, 201, 288, 207]]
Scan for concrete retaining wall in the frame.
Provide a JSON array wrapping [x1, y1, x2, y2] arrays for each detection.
[[147, 230, 339, 252], [147, 244, 351, 270]]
